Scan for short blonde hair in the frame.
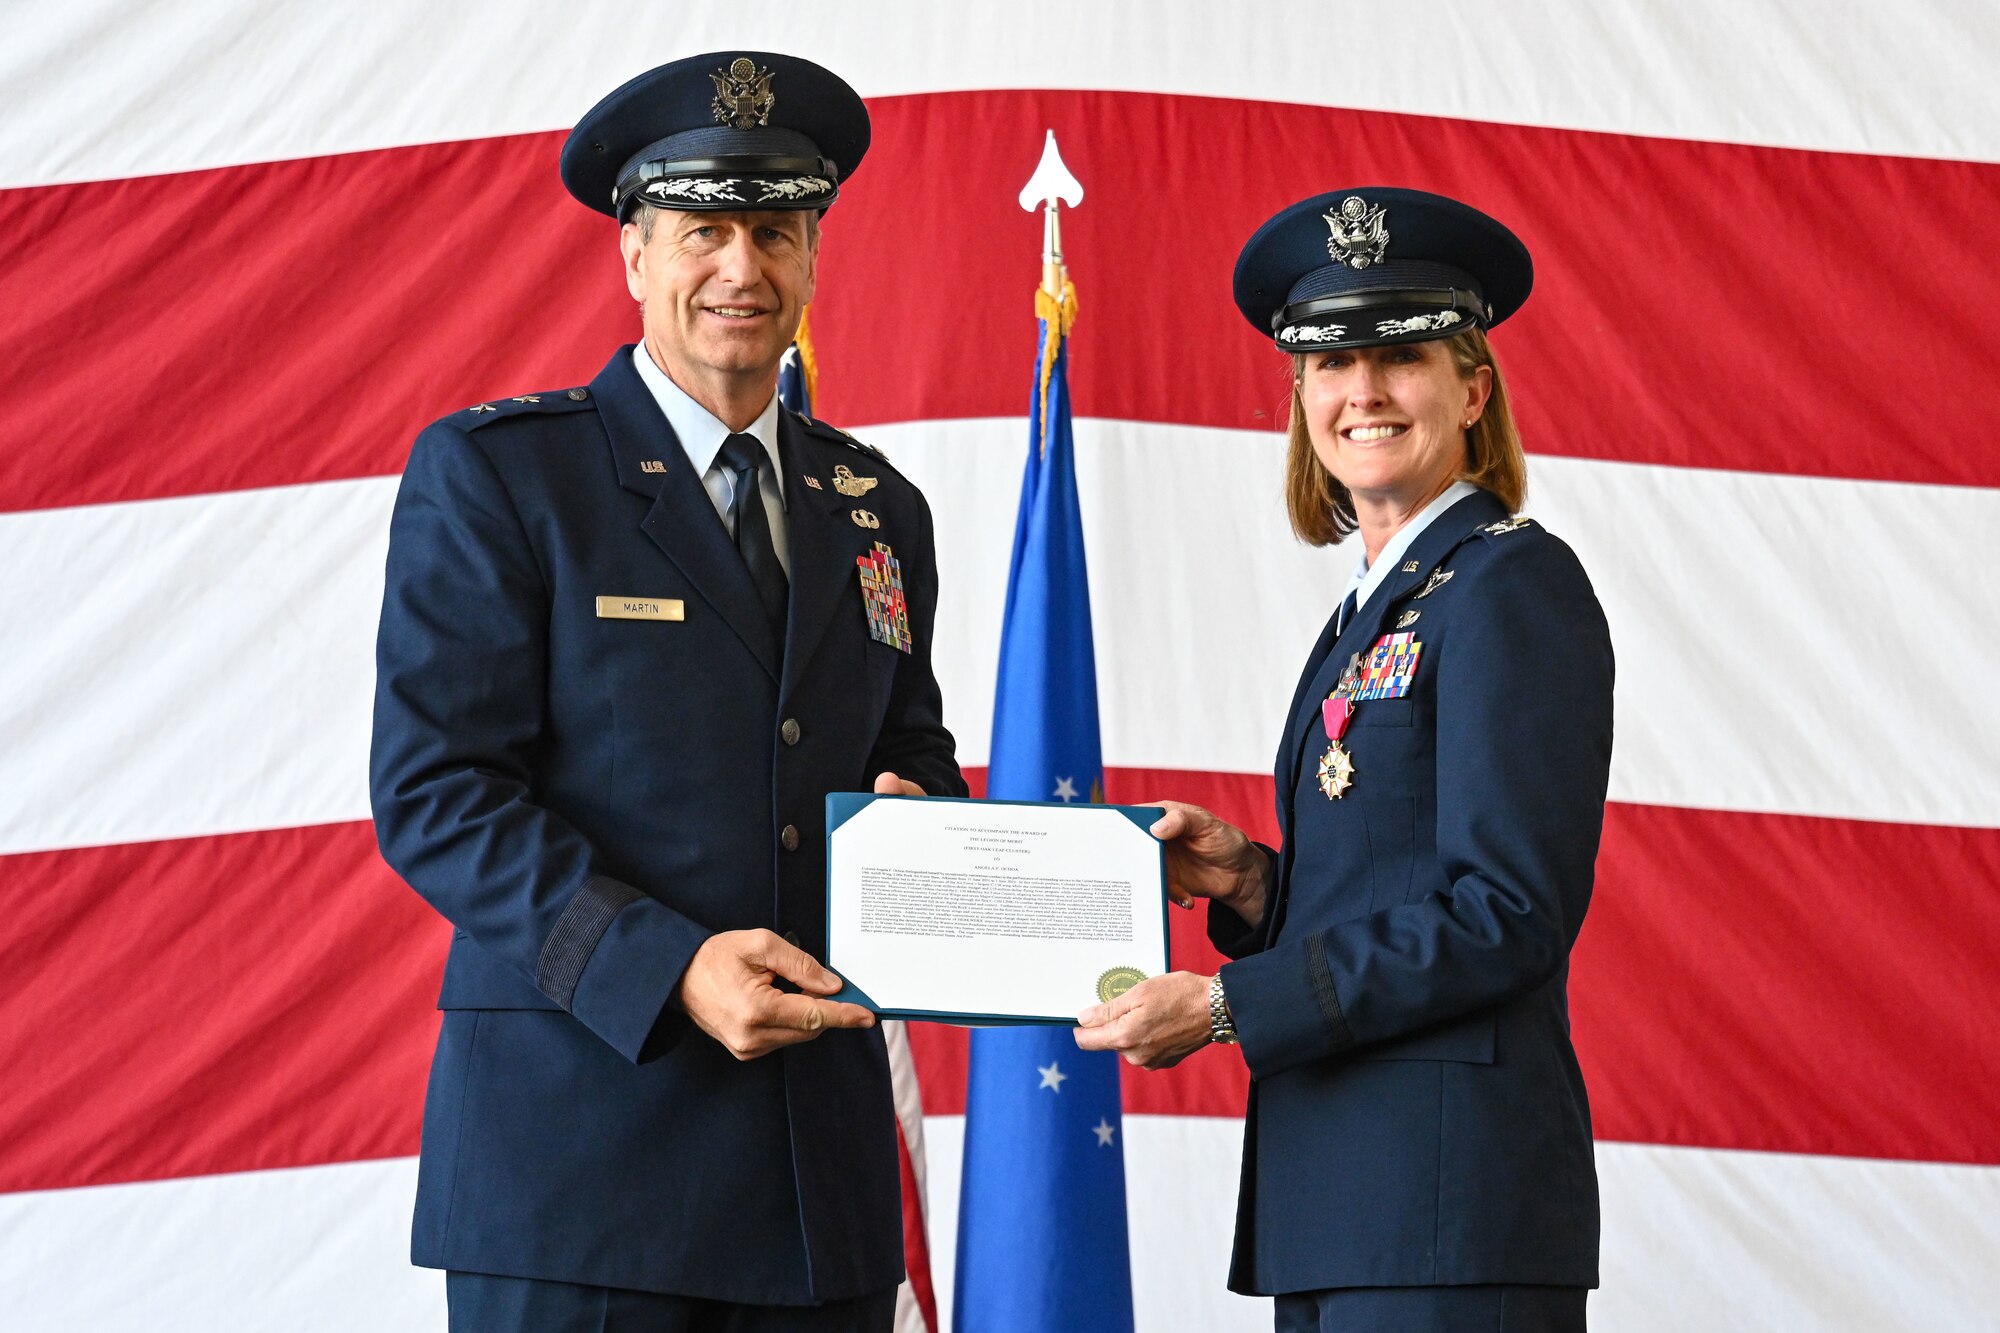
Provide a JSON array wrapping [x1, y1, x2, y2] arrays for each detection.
[[1282, 326, 1528, 546]]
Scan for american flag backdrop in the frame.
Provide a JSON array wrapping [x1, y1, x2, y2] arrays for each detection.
[[4, 4, 1999, 1329]]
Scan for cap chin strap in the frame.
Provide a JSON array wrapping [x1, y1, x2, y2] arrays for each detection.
[[1274, 286, 1489, 333]]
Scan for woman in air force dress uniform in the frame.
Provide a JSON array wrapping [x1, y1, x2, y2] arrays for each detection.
[[1075, 188, 1614, 1333]]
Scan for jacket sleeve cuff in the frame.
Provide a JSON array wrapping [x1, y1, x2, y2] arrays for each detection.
[[1204, 841, 1280, 960], [1221, 932, 1357, 1080], [549, 875, 713, 1064]]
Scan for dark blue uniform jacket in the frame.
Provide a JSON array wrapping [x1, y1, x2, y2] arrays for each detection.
[[370, 347, 963, 1304], [1211, 488, 1613, 1296]]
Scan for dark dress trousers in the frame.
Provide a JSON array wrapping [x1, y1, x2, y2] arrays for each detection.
[[370, 346, 964, 1305], [1211, 488, 1614, 1303]]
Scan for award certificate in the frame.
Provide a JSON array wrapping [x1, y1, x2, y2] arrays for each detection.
[[824, 793, 1170, 1024]]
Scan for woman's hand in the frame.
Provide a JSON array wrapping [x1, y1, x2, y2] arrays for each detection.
[[1149, 801, 1271, 927], [1073, 972, 1215, 1070]]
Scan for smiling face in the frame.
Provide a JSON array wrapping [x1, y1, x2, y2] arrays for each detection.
[[1298, 339, 1492, 516], [621, 208, 818, 410]]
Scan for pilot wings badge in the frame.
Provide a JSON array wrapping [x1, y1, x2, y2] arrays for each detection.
[[832, 464, 878, 498], [710, 58, 776, 129], [1324, 196, 1390, 270]]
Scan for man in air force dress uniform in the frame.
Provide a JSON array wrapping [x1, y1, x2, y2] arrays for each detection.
[[369, 51, 964, 1332]]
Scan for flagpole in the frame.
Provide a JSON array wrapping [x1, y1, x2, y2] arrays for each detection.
[[953, 131, 1134, 1333]]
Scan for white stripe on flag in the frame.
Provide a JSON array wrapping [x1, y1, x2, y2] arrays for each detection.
[[5, 421, 1998, 855], [6, 1128, 1994, 1330], [3, 0, 1997, 188]]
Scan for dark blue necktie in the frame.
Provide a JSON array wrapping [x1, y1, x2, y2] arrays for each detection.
[[717, 432, 788, 639], [1336, 587, 1359, 637]]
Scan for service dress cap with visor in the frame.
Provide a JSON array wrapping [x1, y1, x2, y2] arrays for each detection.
[[560, 51, 870, 220], [1234, 188, 1532, 351]]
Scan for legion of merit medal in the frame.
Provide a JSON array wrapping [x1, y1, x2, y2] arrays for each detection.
[[1318, 654, 1361, 799]]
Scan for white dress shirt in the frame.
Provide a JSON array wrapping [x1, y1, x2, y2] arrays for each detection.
[[1342, 479, 1482, 620], [631, 343, 790, 576]]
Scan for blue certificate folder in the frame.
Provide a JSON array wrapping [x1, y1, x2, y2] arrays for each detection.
[[823, 793, 1171, 1025]]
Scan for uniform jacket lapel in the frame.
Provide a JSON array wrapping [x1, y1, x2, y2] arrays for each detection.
[[591, 350, 782, 682], [1278, 490, 1509, 802], [776, 416, 879, 701]]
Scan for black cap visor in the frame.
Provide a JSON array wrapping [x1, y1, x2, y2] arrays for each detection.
[[1274, 287, 1489, 351]]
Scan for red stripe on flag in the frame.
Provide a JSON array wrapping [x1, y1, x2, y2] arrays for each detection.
[[5, 788, 1996, 1196], [895, 1117, 941, 1333], [5, 92, 1999, 513], [2, 823, 440, 1195]]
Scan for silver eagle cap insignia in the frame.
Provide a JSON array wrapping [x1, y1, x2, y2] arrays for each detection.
[[710, 58, 776, 129], [1324, 196, 1390, 270]]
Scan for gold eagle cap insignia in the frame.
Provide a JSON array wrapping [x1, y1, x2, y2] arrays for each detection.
[[832, 464, 878, 497], [710, 58, 776, 129]]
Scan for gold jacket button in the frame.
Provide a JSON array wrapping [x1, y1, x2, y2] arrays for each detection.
[[780, 825, 800, 852], [781, 718, 801, 746]]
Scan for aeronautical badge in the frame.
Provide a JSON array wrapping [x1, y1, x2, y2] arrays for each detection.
[[1395, 609, 1421, 629], [710, 57, 776, 128], [1096, 966, 1146, 1003], [856, 541, 913, 652], [1415, 567, 1454, 598], [851, 509, 881, 529], [1353, 632, 1423, 701], [1324, 196, 1390, 270], [832, 464, 878, 497], [1484, 516, 1533, 535]]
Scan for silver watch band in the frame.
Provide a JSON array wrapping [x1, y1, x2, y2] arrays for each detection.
[[1209, 974, 1238, 1045]]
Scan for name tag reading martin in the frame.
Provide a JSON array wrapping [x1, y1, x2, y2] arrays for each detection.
[[823, 794, 1170, 1024], [594, 596, 684, 621]]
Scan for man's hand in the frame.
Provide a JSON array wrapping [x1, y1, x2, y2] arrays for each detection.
[[1073, 972, 1215, 1070], [676, 929, 875, 1060], [873, 770, 925, 797], [1147, 801, 1271, 927]]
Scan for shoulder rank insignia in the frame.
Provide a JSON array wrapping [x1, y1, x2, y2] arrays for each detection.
[[1415, 567, 1454, 598], [856, 542, 913, 652], [468, 403, 496, 413], [1484, 516, 1533, 535], [832, 464, 878, 497]]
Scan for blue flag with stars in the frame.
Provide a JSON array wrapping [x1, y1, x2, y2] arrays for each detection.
[[952, 280, 1136, 1333]]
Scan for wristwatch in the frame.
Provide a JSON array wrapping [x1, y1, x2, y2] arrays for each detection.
[[1208, 974, 1238, 1045]]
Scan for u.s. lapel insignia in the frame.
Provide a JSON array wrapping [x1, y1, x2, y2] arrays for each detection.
[[1396, 608, 1421, 629], [832, 464, 878, 497], [802, 475, 823, 490], [1400, 560, 1420, 573], [639, 460, 666, 474], [856, 541, 913, 652], [1415, 567, 1454, 598], [851, 509, 881, 529]]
